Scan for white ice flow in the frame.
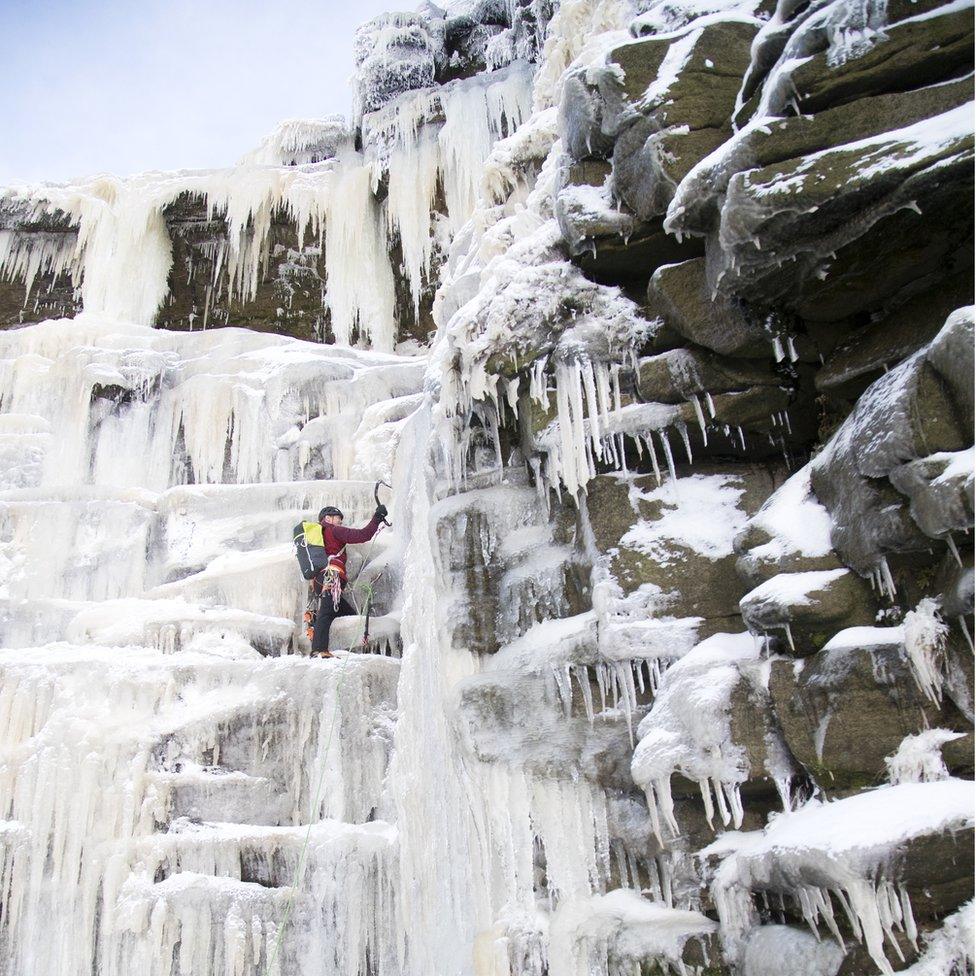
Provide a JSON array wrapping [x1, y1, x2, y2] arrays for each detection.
[[0, 311, 422, 975]]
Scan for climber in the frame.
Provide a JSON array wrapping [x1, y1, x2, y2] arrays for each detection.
[[308, 503, 387, 658]]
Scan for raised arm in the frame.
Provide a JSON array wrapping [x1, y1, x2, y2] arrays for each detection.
[[329, 514, 381, 545]]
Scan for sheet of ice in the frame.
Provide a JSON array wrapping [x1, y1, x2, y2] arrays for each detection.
[[0, 316, 424, 489], [362, 63, 533, 313], [64, 598, 294, 657]]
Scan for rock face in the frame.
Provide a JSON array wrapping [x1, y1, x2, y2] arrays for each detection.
[[0, 1, 973, 976]]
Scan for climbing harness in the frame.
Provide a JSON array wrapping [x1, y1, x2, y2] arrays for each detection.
[[322, 563, 344, 612]]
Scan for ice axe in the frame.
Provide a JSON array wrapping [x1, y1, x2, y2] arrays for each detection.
[[374, 480, 392, 528]]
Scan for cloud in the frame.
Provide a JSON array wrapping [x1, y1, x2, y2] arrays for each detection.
[[0, 0, 400, 182]]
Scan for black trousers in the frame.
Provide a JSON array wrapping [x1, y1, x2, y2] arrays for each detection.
[[311, 587, 355, 653]]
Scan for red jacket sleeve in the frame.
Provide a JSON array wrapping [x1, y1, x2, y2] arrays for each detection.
[[329, 515, 381, 545]]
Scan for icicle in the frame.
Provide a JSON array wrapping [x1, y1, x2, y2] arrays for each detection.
[[959, 615, 974, 653], [644, 434, 662, 485], [946, 533, 963, 567], [903, 598, 949, 704], [690, 395, 708, 445], [656, 429, 677, 483], [677, 422, 693, 464]]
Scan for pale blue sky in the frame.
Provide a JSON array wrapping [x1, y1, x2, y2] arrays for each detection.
[[0, 0, 401, 183]]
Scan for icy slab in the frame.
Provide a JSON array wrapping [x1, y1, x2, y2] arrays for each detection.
[[110, 819, 398, 976], [0, 485, 157, 603], [65, 598, 295, 657], [329, 614, 402, 658], [548, 889, 718, 976], [711, 780, 975, 973]]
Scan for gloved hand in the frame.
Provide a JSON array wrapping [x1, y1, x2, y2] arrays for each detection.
[[374, 503, 388, 522]]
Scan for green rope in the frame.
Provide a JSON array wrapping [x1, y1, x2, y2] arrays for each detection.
[[262, 578, 376, 975]]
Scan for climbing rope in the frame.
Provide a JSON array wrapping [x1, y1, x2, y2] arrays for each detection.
[[262, 575, 378, 975]]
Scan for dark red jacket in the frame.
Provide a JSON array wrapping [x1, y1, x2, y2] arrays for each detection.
[[320, 515, 382, 581]]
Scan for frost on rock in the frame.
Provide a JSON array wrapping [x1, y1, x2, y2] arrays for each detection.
[[631, 632, 771, 842], [746, 0, 904, 120], [885, 729, 965, 785], [548, 889, 718, 976], [432, 140, 652, 492], [902, 597, 951, 705], [353, 12, 441, 117], [710, 780, 975, 973], [554, 172, 636, 254], [631, 0, 766, 38], [239, 117, 352, 167]]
